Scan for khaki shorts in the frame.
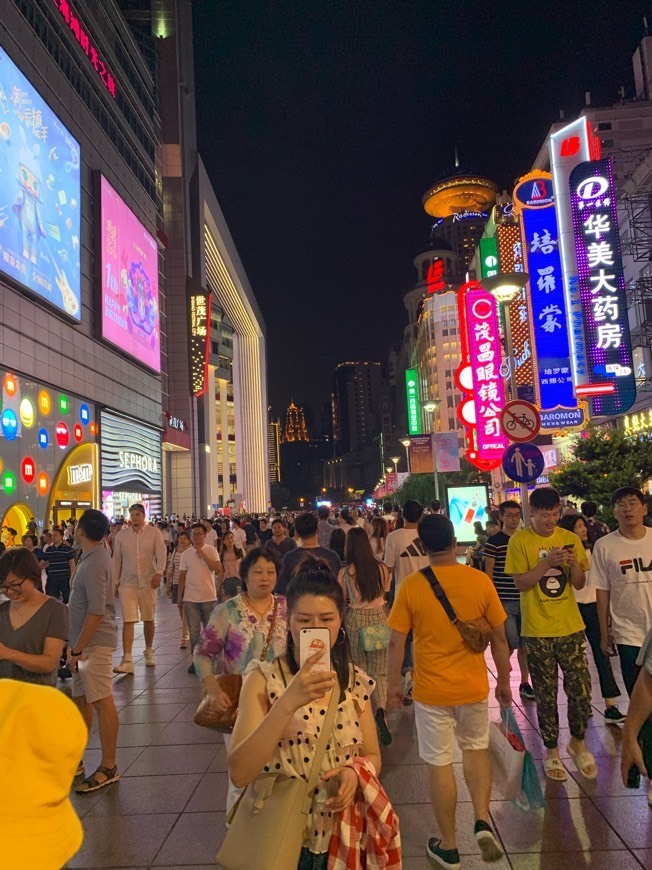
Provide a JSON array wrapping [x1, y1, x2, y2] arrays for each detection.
[[414, 699, 489, 766], [120, 585, 157, 622], [71, 645, 116, 704]]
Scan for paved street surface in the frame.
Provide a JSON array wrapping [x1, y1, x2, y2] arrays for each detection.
[[63, 592, 652, 869]]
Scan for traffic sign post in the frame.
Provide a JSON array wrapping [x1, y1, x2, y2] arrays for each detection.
[[499, 400, 541, 442], [502, 442, 545, 484]]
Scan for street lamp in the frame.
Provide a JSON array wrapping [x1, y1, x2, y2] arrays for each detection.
[[390, 455, 401, 475], [400, 437, 411, 473], [481, 272, 531, 521], [422, 400, 441, 502]]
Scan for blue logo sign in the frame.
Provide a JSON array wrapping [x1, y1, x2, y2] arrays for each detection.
[[514, 176, 555, 209], [522, 205, 577, 413], [38, 428, 49, 449], [502, 442, 545, 483], [80, 404, 90, 425], [1, 409, 18, 441], [539, 408, 585, 430]]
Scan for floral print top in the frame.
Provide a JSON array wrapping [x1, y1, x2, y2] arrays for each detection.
[[193, 594, 288, 678]]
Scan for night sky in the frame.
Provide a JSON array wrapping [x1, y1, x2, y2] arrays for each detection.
[[193, 0, 650, 421]]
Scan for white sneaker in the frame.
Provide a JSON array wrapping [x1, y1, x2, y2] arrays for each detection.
[[144, 649, 155, 667], [113, 658, 134, 674]]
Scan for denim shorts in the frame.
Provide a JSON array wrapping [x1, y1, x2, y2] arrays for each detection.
[[502, 598, 523, 651]]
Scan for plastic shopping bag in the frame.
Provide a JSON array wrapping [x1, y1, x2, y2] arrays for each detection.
[[489, 708, 525, 800], [501, 707, 545, 812]]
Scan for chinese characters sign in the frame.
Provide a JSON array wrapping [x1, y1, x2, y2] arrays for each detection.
[[426, 259, 446, 293], [520, 203, 576, 413], [405, 367, 421, 435], [51, 0, 117, 97], [479, 237, 498, 279], [190, 293, 211, 397], [569, 159, 636, 416], [456, 282, 507, 470], [496, 224, 534, 397], [100, 176, 161, 372], [0, 49, 81, 320]]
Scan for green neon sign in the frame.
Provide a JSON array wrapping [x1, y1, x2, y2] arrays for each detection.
[[405, 367, 421, 435], [480, 237, 499, 279]]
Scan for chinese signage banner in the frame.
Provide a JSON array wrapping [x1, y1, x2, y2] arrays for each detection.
[[408, 435, 434, 475], [100, 176, 161, 372], [0, 50, 81, 320], [190, 293, 211, 397], [479, 237, 498, 279], [520, 199, 576, 412], [464, 285, 508, 463], [433, 432, 461, 472], [405, 367, 421, 435], [496, 224, 534, 399], [569, 158, 636, 416]]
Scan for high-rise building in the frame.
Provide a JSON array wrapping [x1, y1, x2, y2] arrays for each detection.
[[268, 409, 281, 484], [283, 402, 310, 443], [332, 362, 384, 454]]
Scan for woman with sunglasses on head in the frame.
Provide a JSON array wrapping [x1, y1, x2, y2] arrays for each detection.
[[0, 547, 68, 685], [227, 564, 398, 870]]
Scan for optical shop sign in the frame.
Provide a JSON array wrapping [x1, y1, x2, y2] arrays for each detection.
[[569, 158, 636, 416]]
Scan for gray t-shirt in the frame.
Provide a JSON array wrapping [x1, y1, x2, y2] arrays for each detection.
[[68, 545, 117, 649], [0, 597, 68, 686]]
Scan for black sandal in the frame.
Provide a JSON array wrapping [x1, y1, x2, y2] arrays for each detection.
[[76, 765, 120, 793]]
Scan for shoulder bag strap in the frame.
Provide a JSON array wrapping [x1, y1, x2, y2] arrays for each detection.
[[302, 679, 340, 809], [343, 569, 355, 605], [421, 566, 459, 625], [259, 596, 279, 661]]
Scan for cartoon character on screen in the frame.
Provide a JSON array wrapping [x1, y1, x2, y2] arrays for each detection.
[[127, 261, 156, 336], [13, 129, 44, 263]]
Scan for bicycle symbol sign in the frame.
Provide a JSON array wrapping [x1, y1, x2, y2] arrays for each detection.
[[499, 400, 541, 443]]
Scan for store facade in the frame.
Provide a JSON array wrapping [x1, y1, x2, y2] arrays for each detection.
[[100, 410, 162, 520], [0, 368, 98, 536]]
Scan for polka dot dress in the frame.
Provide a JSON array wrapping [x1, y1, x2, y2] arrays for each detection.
[[243, 659, 375, 854]]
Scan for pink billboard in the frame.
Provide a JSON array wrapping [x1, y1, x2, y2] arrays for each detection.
[[100, 175, 160, 372]]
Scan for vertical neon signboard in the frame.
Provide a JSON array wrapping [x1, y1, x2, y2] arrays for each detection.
[[496, 224, 534, 399], [190, 293, 211, 397], [479, 237, 499, 279], [405, 367, 421, 435], [455, 281, 507, 470], [569, 158, 636, 416]]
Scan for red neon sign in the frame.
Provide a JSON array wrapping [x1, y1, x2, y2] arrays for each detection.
[[52, 0, 117, 98], [426, 259, 446, 294]]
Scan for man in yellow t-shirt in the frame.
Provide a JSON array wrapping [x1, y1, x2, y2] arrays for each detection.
[[505, 486, 594, 785], [387, 514, 511, 870]]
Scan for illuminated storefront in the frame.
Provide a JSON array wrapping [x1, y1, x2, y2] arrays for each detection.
[[100, 410, 162, 520], [0, 369, 98, 535]]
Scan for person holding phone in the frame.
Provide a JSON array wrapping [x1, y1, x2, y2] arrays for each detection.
[[228, 564, 386, 869]]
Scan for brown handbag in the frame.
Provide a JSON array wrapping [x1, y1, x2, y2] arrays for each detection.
[[421, 566, 491, 653], [194, 596, 279, 733]]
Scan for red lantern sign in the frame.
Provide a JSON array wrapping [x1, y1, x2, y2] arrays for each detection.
[[74, 423, 83, 442]]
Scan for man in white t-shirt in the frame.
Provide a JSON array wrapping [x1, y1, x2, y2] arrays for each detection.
[[231, 519, 247, 552], [384, 499, 429, 703], [203, 520, 218, 549], [178, 523, 223, 673], [590, 486, 652, 698]]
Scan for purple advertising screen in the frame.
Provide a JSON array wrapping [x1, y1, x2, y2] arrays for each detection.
[[569, 158, 636, 416], [0, 48, 81, 320], [100, 175, 160, 372]]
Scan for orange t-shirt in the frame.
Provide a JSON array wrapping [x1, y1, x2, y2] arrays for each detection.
[[387, 564, 507, 706]]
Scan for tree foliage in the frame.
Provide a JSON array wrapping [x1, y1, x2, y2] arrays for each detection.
[[549, 426, 652, 524], [390, 460, 490, 507]]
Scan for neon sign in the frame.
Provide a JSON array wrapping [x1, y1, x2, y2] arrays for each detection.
[[52, 0, 117, 98], [455, 281, 507, 470], [405, 367, 421, 435], [569, 158, 636, 416], [513, 174, 555, 209], [496, 224, 534, 400], [479, 237, 499, 279], [190, 293, 211, 397], [426, 259, 446, 294]]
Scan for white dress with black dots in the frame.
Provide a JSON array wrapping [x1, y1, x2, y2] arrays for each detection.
[[243, 659, 375, 855]]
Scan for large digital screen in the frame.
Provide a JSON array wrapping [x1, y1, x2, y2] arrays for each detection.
[[0, 48, 81, 320], [446, 484, 490, 545], [100, 175, 160, 372]]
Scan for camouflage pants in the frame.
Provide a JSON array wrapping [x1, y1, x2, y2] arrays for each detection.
[[524, 631, 592, 749]]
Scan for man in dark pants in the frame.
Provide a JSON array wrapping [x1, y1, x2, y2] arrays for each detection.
[[40, 527, 76, 603], [592, 486, 652, 697]]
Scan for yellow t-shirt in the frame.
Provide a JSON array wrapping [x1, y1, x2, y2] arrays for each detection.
[[387, 564, 506, 706], [504, 527, 588, 638]]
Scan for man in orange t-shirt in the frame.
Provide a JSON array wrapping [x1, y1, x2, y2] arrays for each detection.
[[387, 514, 512, 870]]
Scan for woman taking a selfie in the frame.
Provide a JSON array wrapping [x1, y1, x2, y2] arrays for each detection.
[[226, 565, 397, 870]]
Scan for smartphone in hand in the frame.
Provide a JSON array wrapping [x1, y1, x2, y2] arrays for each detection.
[[299, 628, 331, 672]]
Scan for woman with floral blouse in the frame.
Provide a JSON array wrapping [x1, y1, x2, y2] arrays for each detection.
[[194, 546, 287, 811]]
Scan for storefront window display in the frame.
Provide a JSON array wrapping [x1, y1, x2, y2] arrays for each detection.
[[100, 410, 162, 520], [0, 369, 97, 535]]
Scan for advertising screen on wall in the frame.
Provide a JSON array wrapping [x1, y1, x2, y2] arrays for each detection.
[[99, 175, 160, 372], [0, 48, 81, 320], [445, 484, 490, 545], [100, 410, 161, 494]]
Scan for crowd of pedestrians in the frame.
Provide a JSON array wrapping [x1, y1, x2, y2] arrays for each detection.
[[0, 488, 651, 868]]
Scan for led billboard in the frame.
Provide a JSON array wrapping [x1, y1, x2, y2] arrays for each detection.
[[99, 175, 160, 372], [0, 48, 81, 319], [446, 484, 490, 545]]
